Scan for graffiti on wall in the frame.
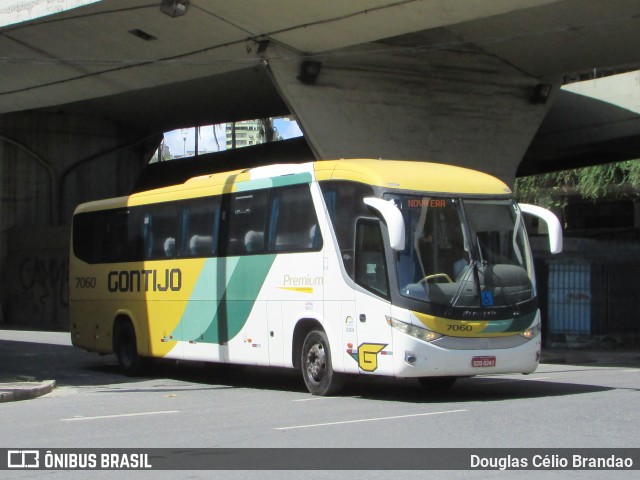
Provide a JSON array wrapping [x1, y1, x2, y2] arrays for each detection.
[[7, 254, 69, 327]]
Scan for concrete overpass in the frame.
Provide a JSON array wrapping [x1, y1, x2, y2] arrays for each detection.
[[2, 0, 640, 328]]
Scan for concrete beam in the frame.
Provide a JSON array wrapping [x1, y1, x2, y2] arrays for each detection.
[[520, 88, 640, 175], [0, 111, 159, 224], [267, 43, 558, 184]]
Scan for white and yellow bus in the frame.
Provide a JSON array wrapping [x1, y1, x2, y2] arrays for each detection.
[[70, 159, 562, 395]]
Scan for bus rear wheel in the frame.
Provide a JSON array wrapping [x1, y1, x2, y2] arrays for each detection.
[[301, 329, 342, 396], [113, 321, 147, 376]]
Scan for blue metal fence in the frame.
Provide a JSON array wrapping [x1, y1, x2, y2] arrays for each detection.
[[547, 264, 591, 335], [544, 263, 639, 337]]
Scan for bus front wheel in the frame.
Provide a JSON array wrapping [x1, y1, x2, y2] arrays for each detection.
[[301, 329, 342, 396], [113, 321, 147, 376]]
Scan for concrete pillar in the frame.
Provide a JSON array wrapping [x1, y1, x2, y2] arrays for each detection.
[[266, 43, 559, 185]]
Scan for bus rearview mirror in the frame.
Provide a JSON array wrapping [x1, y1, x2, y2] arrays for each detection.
[[363, 197, 405, 251], [519, 203, 563, 254]]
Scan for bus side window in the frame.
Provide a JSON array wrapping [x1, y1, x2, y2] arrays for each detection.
[[226, 191, 267, 256], [105, 210, 132, 262], [319, 181, 374, 278], [268, 184, 322, 253], [140, 204, 178, 260], [355, 220, 389, 298], [73, 211, 105, 263], [74, 209, 139, 263], [179, 197, 220, 258]]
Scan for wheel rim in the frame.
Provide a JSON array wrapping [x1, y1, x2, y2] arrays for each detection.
[[305, 342, 326, 384]]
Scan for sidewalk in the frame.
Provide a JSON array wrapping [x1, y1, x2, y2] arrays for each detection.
[[0, 377, 56, 403], [0, 329, 65, 402]]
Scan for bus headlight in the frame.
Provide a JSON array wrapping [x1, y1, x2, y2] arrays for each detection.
[[520, 321, 541, 340], [386, 316, 442, 342]]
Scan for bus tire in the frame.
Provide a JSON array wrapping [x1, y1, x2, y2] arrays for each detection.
[[113, 321, 147, 376], [301, 329, 342, 396], [418, 376, 457, 391]]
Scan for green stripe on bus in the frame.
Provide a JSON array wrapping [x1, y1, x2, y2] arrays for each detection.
[[480, 319, 514, 333], [173, 255, 276, 344], [235, 172, 312, 192], [478, 311, 536, 333], [506, 311, 537, 332]]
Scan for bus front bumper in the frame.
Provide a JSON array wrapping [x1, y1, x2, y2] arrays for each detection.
[[391, 330, 541, 378]]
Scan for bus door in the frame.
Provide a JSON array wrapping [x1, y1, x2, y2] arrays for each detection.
[[352, 219, 393, 376]]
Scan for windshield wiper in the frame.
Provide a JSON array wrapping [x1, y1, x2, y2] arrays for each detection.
[[471, 260, 484, 307], [447, 238, 486, 310], [447, 263, 473, 311], [447, 259, 487, 311], [472, 237, 487, 307]]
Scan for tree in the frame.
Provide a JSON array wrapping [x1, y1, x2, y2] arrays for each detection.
[[514, 160, 640, 210], [259, 118, 283, 143]]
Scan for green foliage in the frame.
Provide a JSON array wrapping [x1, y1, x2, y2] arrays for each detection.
[[514, 160, 640, 208], [626, 159, 640, 187]]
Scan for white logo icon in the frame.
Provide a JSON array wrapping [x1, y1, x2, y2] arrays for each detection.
[[8, 450, 40, 469]]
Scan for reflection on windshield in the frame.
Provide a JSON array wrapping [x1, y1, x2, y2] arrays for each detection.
[[386, 195, 534, 309]]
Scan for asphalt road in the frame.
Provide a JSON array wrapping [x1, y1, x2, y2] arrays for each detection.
[[1, 330, 639, 480]]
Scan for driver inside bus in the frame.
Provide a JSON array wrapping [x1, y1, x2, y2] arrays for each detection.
[[450, 237, 469, 280]]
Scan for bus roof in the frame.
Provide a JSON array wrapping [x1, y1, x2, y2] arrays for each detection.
[[74, 159, 511, 213], [314, 159, 511, 195]]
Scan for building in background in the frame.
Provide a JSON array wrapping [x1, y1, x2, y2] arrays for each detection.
[[226, 121, 265, 150]]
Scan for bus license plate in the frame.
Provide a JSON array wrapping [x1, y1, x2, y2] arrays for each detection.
[[472, 356, 496, 367]]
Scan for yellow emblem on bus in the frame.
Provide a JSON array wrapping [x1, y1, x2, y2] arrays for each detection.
[[357, 343, 387, 372]]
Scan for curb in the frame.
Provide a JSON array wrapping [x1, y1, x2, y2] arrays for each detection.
[[0, 380, 56, 403]]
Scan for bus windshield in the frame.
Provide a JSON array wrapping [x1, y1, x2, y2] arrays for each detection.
[[386, 195, 535, 310]]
